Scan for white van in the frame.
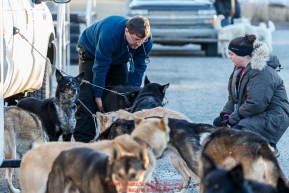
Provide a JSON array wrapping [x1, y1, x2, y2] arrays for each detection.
[[2, 0, 69, 105]]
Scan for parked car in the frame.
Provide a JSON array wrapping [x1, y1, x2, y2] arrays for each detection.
[[239, 0, 289, 7], [2, 0, 69, 105], [269, 0, 289, 7], [127, 0, 218, 56]]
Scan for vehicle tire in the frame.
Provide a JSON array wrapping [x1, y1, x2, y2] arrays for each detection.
[[27, 58, 53, 100], [204, 43, 218, 56]]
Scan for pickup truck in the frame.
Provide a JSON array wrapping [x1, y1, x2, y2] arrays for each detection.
[[127, 0, 218, 56]]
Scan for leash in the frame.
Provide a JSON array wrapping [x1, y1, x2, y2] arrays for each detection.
[[77, 99, 99, 140], [81, 80, 131, 106], [13, 27, 68, 76]]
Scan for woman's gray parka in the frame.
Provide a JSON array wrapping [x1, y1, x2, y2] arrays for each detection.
[[221, 42, 289, 143]]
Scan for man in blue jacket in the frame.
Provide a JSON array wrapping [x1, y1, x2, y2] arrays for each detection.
[[73, 15, 153, 142]]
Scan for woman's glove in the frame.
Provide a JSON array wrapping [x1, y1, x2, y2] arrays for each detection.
[[222, 118, 233, 127]]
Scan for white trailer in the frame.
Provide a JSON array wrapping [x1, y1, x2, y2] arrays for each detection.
[[0, 0, 70, 167]]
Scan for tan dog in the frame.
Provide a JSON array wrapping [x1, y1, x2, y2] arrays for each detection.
[[46, 144, 149, 193], [199, 128, 288, 192], [97, 107, 192, 133], [4, 106, 48, 193], [19, 115, 170, 193]]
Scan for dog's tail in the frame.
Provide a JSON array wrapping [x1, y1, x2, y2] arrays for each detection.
[[268, 20, 276, 33], [193, 123, 216, 134]]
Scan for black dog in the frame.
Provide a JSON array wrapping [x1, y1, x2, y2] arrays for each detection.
[[101, 85, 141, 112], [129, 76, 169, 113], [17, 69, 84, 141], [201, 153, 289, 193]]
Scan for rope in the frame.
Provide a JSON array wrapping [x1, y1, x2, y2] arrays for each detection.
[[77, 99, 99, 139], [81, 80, 131, 106]]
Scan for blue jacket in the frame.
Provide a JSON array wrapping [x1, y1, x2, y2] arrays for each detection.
[[78, 15, 153, 97]]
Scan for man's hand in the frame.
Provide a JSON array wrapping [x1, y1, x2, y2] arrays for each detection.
[[95, 97, 104, 113]]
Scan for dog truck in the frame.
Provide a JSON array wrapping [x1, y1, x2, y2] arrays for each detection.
[[0, 0, 72, 168]]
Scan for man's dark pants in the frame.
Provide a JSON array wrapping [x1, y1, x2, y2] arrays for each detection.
[[73, 47, 128, 142]]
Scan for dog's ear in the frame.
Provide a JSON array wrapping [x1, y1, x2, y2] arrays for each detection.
[[159, 114, 169, 132], [201, 153, 216, 177], [55, 69, 63, 82], [276, 177, 289, 193], [144, 76, 150, 85], [96, 112, 106, 122], [125, 90, 140, 100], [110, 142, 124, 163], [75, 72, 85, 84], [135, 144, 149, 169], [161, 83, 170, 93], [227, 164, 244, 189], [133, 115, 144, 127]]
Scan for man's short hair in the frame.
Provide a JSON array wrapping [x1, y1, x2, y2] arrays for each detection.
[[126, 15, 150, 40]]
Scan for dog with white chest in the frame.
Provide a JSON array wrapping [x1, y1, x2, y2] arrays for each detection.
[[16, 69, 84, 141]]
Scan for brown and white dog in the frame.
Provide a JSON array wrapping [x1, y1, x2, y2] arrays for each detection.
[[199, 128, 288, 192], [19, 115, 170, 193], [46, 144, 149, 193]]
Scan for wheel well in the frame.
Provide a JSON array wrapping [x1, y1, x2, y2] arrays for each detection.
[[47, 33, 56, 71]]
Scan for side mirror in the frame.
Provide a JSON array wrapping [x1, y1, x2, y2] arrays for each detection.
[[54, 0, 71, 3], [33, 0, 71, 4]]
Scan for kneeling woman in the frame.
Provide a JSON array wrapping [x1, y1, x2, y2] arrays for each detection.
[[213, 34, 289, 157]]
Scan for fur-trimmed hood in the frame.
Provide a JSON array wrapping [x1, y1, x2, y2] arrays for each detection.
[[251, 42, 281, 71]]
